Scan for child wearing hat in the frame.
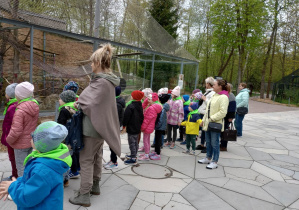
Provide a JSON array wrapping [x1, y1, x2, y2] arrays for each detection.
[[0, 121, 72, 209], [63, 81, 80, 101], [123, 90, 144, 165], [177, 95, 191, 144], [181, 102, 202, 155], [165, 86, 184, 149], [1, 83, 18, 181], [6, 82, 39, 177], [139, 93, 162, 161], [104, 86, 125, 169]]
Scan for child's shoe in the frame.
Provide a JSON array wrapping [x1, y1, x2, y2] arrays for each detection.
[[191, 150, 196, 155], [69, 171, 80, 179], [138, 146, 144, 152], [125, 154, 132, 159], [150, 154, 161, 160], [138, 154, 150, 161], [124, 158, 137, 165], [176, 138, 183, 142], [170, 143, 176, 149], [103, 161, 112, 167], [182, 150, 190, 154], [104, 162, 118, 169], [180, 141, 186, 145], [164, 142, 171, 147], [138, 153, 145, 157], [149, 151, 156, 157]]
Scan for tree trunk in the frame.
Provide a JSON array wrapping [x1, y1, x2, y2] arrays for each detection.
[[218, 47, 234, 76], [229, 53, 235, 83], [281, 43, 287, 78]]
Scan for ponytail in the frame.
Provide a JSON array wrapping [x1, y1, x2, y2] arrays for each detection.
[[216, 79, 228, 91], [90, 43, 114, 73]]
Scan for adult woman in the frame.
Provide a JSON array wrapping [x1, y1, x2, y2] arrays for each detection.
[[198, 79, 229, 169], [196, 77, 215, 153], [235, 83, 250, 137], [220, 83, 236, 151], [69, 44, 121, 207]]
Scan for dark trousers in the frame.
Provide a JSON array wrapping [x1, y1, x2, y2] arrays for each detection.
[[199, 114, 205, 145], [179, 126, 186, 140], [128, 134, 139, 158], [110, 148, 117, 163], [167, 124, 178, 142], [71, 151, 80, 173], [7, 144, 18, 178], [154, 130, 164, 155], [220, 118, 231, 148]]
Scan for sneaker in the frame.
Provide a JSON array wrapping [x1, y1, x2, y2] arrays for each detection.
[[138, 146, 144, 152], [69, 171, 80, 179], [164, 142, 171, 147], [151, 144, 155, 148], [191, 150, 196, 155], [220, 147, 227, 152], [138, 154, 150, 161], [206, 162, 218, 169], [104, 162, 118, 169], [180, 141, 186, 145], [149, 151, 157, 157], [124, 158, 137, 165], [125, 154, 132, 159], [170, 143, 176, 149], [198, 158, 210, 164], [138, 153, 145, 157], [201, 149, 207, 153], [182, 150, 190, 154], [8, 194, 12, 201], [150, 154, 161, 160], [103, 161, 112, 167], [176, 138, 183, 142], [196, 145, 206, 150]]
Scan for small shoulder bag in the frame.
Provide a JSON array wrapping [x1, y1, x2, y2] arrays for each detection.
[[207, 102, 222, 133]]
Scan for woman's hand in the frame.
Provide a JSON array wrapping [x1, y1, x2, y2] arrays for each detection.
[[74, 102, 79, 109], [200, 121, 204, 127], [201, 95, 206, 101]]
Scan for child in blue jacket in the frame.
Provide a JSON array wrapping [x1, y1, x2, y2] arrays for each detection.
[[178, 95, 190, 144], [0, 121, 72, 210]]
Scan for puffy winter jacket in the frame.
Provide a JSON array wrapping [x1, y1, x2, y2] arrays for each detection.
[[141, 103, 162, 134], [183, 104, 190, 121], [6, 101, 39, 149], [181, 113, 202, 135], [123, 101, 144, 135], [226, 93, 236, 119], [236, 88, 250, 109], [155, 103, 170, 131], [1, 101, 17, 146], [116, 96, 125, 127], [167, 99, 184, 125]]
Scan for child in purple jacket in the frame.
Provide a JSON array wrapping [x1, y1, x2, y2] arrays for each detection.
[[1, 83, 18, 181]]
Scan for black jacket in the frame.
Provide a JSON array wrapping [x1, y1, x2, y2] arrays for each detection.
[[57, 107, 72, 126], [116, 97, 126, 127], [123, 101, 144, 135]]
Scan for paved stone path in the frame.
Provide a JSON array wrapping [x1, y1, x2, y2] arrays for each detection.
[[1, 100, 299, 210]]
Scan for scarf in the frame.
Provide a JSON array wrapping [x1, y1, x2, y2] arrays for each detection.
[[173, 96, 182, 101], [58, 102, 78, 112], [183, 100, 191, 106], [3, 98, 17, 115], [188, 109, 199, 119], [116, 96, 120, 99], [126, 100, 136, 107], [24, 144, 72, 167], [18, 97, 39, 106]]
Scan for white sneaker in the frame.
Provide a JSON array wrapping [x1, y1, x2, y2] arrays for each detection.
[[103, 161, 112, 167], [198, 158, 210, 164], [191, 150, 195, 155], [206, 162, 218, 169], [8, 194, 12, 201]]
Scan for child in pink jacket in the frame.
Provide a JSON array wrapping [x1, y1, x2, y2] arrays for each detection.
[[1, 83, 18, 180], [139, 93, 162, 161], [165, 86, 184, 149], [6, 82, 39, 177]]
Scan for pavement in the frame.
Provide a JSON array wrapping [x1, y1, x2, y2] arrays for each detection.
[[1, 99, 299, 210]]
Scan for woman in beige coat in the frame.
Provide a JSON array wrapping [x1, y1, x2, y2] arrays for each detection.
[[198, 79, 229, 169]]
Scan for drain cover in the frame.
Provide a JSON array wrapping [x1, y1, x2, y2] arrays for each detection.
[[131, 163, 173, 179]]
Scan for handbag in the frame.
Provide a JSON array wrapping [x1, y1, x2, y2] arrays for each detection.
[[222, 123, 237, 141], [207, 102, 222, 133], [237, 107, 248, 115]]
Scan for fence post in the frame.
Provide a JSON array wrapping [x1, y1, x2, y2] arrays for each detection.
[[150, 55, 155, 89], [29, 26, 34, 83]]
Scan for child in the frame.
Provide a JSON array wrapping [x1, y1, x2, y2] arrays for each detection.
[[139, 93, 162, 161], [1, 83, 18, 181], [63, 81, 80, 101], [178, 95, 190, 144], [104, 86, 125, 169], [150, 94, 170, 160], [0, 121, 72, 209], [123, 90, 144, 165], [6, 82, 39, 177], [165, 86, 184, 149], [181, 102, 202, 155], [57, 90, 79, 182], [190, 89, 201, 102]]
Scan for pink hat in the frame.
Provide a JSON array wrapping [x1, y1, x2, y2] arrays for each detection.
[[171, 86, 180, 97], [194, 91, 203, 100], [148, 93, 159, 102], [15, 82, 34, 100]]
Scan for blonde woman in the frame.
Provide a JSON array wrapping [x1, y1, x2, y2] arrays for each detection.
[[69, 44, 121, 207]]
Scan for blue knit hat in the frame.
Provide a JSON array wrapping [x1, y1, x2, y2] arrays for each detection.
[[63, 81, 79, 94], [183, 95, 189, 102], [190, 102, 199, 111], [32, 121, 68, 153], [115, 86, 121, 96]]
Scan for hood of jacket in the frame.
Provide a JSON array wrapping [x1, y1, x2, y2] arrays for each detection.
[[163, 103, 170, 112], [152, 103, 163, 114], [92, 72, 120, 87], [218, 90, 229, 97], [117, 97, 126, 108], [17, 101, 39, 117], [240, 88, 250, 93]]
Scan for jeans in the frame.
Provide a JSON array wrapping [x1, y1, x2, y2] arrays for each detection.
[[205, 130, 221, 162], [235, 113, 245, 136], [167, 124, 178, 142]]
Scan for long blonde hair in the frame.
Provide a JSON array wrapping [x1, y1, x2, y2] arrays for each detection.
[[90, 43, 114, 73]]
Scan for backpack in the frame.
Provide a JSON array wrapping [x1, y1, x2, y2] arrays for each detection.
[[64, 110, 84, 153]]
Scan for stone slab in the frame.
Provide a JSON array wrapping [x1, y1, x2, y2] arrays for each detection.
[[246, 147, 274, 161], [218, 159, 253, 168], [154, 192, 172, 207], [195, 162, 225, 179], [251, 162, 284, 182], [163, 201, 196, 210], [167, 156, 195, 178]]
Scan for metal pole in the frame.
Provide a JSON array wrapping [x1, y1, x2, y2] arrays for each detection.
[[150, 55, 155, 90], [195, 63, 199, 90], [180, 62, 184, 74], [93, 0, 101, 51], [29, 26, 34, 83], [43, 32, 46, 95], [143, 61, 146, 89]]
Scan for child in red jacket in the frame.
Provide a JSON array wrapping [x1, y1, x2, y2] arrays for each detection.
[[1, 83, 18, 181], [139, 93, 162, 161]]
